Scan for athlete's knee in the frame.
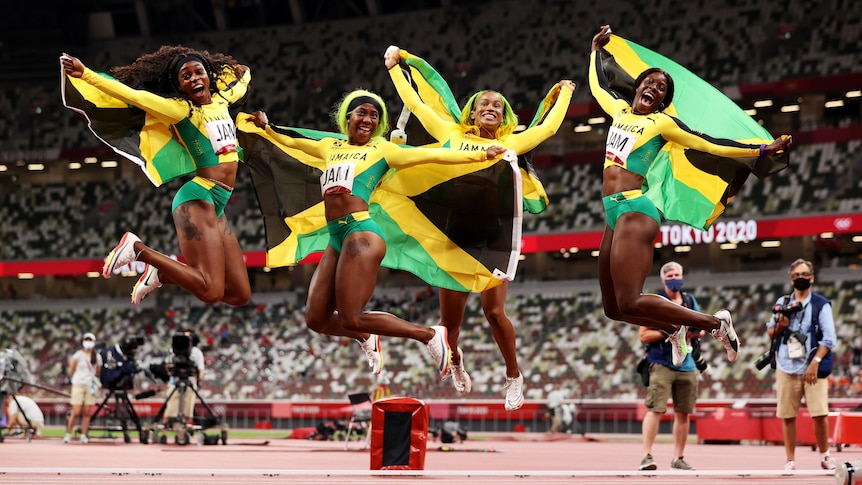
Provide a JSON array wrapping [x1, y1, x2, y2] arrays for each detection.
[[304, 310, 328, 333], [483, 305, 508, 326], [198, 287, 225, 305], [223, 288, 251, 307]]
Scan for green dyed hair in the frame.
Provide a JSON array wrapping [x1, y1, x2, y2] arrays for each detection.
[[332, 89, 389, 141], [458, 90, 519, 138]]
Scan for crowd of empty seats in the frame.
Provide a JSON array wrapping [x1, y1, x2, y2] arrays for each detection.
[[4, 271, 860, 402], [1, 138, 859, 261], [1, 0, 861, 151]]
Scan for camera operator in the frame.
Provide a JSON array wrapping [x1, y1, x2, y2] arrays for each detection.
[[161, 328, 205, 430], [766, 258, 837, 471], [639, 261, 704, 472]]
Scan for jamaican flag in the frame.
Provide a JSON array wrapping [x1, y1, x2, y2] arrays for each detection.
[[394, 49, 550, 214], [601, 36, 789, 230], [60, 60, 245, 186], [237, 117, 520, 293]]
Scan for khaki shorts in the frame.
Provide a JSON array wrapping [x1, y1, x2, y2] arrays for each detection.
[[776, 370, 830, 418], [644, 364, 698, 414], [164, 385, 196, 419], [70, 383, 97, 406]]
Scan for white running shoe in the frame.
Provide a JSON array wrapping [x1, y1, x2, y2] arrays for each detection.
[[667, 325, 688, 366], [712, 310, 740, 362], [131, 264, 161, 306], [783, 460, 795, 471], [443, 347, 472, 394], [63, 433, 71, 443], [426, 325, 452, 375], [502, 372, 525, 411], [359, 334, 384, 375], [102, 232, 141, 278], [80, 435, 89, 444]]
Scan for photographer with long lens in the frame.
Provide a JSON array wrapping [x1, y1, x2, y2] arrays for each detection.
[[638, 262, 704, 472], [159, 328, 204, 443], [765, 259, 837, 471]]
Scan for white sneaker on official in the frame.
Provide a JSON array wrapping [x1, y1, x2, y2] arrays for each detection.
[[359, 334, 384, 375], [426, 325, 452, 375], [63, 433, 71, 443], [667, 325, 688, 366], [502, 372, 525, 411], [102, 232, 141, 278], [712, 310, 740, 362], [443, 347, 472, 394], [131, 264, 161, 305]]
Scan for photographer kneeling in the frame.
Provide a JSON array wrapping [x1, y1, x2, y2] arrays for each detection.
[[765, 259, 837, 471], [161, 329, 205, 439]]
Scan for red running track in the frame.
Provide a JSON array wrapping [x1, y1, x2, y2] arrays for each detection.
[[0, 432, 846, 484]]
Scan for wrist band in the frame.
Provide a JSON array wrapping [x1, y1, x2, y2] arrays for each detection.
[[759, 144, 766, 156]]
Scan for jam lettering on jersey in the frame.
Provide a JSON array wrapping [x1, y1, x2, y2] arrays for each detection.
[[605, 125, 638, 167], [321, 162, 357, 196], [456, 142, 487, 152], [204, 117, 238, 155]]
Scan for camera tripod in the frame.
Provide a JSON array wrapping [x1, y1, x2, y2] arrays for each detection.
[[88, 388, 145, 443], [142, 375, 228, 446]]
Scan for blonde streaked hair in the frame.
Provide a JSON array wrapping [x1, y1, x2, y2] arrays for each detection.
[[458, 90, 518, 139], [332, 89, 389, 141]]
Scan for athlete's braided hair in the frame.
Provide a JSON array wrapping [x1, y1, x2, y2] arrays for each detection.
[[109, 45, 243, 101]]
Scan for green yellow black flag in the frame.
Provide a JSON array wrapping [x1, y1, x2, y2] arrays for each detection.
[[237, 117, 521, 293], [600, 36, 789, 230], [393, 49, 551, 214], [60, 64, 195, 186]]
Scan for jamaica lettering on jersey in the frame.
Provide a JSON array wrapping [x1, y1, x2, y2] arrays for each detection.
[[61, 64, 250, 186], [590, 35, 789, 230]]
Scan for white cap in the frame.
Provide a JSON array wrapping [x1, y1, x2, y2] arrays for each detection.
[[83, 332, 96, 341]]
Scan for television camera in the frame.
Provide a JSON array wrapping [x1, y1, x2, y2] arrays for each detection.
[[90, 336, 155, 444], [754, 300, 805, 371], [141, 331, 228, 446], [100, 336, 145, 391]]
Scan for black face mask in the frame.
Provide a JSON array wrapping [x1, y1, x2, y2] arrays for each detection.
[[793, 277, 812, 291]]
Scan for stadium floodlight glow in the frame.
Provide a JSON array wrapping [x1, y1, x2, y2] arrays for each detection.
[[744, 108, 757, 116], [653, 242, 662, 248], [569, 247, 578, 253], [518, 254, 526, 261], [780, 104, 800, 113], [753, 99, 773, 108], [847, 90, 862, 98], [852, 235, 862, 243], [587, 116, 606, 124], [0, 164, 6, 172], [820, 232, 834, 238], [720, 243, 738, 250], [673, 245, 692, 253], [591, 250, 600, 257], [18, 273, 35, 280], [27, 163, 45, 171], [262, 266, 272, 273], [761, 240, 781, 248], [86, 272, 100, 278], [515, 124, 527, 131], [824, 100, 845, 109], [84, 156, 98, 164], [563, 252, 571, 258], [69, 162, 82, 169], [573, 124, 592, 133], [100, 160, 118, 168]]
